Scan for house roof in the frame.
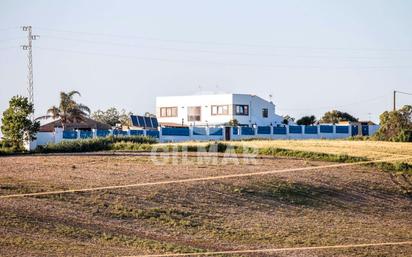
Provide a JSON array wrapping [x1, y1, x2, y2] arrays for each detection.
[[39, 117, 112, 132]]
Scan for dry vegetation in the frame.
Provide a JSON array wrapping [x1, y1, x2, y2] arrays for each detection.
[[0, 153, 411, 256], [169, 139, 412, 163]]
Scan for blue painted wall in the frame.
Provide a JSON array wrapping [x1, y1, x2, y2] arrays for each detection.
[[335, 126, 349, 134], [63, 131, 77, 139], [289, 126, 302, 134], [162, 127, 190, 136], [146, 130, 160, 138], [209, 128, 223, 136], [113, 130, 128, 136], [193, 127, 207, 135], [96, 130, 110, 137], [232, 127, 239, 135], [79, 130, 93, 139], [130, 130, 144, 136], [257, 126, 271, 134], [304, 126, 318, 134], [361, 125, 369, 136], [320, 125, 333, 133], [241, 127, 255, 135], [273, 126, 287, 134]]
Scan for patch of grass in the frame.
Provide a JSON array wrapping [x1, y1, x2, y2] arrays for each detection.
[[111, 142, 153, 151], [0, 211, 205, 254], [109, 204, 201, 228], [99, 233, 204, 253], [371, 161, 412, 174], [0, 182, 42, 195], [231, 179, 330, 207], [36, 136, 156, 153], [257, 146, 368, 163], [55, 224, 94, 239], [167, 142, 411, 173], [180, 142, 368, 163], [0, 236, 35, 248]]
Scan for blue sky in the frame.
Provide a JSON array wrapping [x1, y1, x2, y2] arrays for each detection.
[[0, 0, 411, 124]]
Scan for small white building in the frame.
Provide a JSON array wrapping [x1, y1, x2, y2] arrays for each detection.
[[156, 93, 284, 127]]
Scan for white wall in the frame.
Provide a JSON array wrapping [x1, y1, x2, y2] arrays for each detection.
[[156, 94, 233, 126], [232, 94, 283, 126], [156, 93, 283, 126], [36, 132, 55, 145]]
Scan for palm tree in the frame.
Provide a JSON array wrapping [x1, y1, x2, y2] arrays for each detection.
[[38, 91, 90, 129]]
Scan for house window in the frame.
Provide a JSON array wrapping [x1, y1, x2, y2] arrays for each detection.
[[235, 105, 249, 116], [211, 105, 229, 115], [187, 106, 201, 121], [160, 107, 177, 117], [262, 108, 268, 118]]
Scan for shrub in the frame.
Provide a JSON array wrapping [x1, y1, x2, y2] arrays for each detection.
[[374, 105, 412, 142], [109, 135, 156, 144], [111, 142, 153, 151], [347, 135, 371, 141], [1, 96, 39, 150], [205, 142, 228, 152], [37, 136, 156, 153], [0, 140, 21, 155]]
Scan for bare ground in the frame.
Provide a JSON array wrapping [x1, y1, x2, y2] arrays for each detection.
[[0, 153, 411, 257]]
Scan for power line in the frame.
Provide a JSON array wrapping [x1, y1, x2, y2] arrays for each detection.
[[277, 95, 387, 112], [0, 46, 19, 51], [37, 27, 412, 53], [0, 27, 18, 32], [36, 46, 412, 70], [395, 90, 412, 96], [0, 37, 26, 43], [40, 35, 412, 60]]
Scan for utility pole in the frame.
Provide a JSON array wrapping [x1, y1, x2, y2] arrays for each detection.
[[393, 90, 396, 111], [21, 25, 39, 120], [393, 90, 412, 111]]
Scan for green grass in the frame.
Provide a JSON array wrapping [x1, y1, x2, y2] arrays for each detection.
[[109, 204, 201, 228], [36, 136, 156, 153], [169, 142, 412, 174], [231, 179, 327, 207], [0, 212, 205, 254]]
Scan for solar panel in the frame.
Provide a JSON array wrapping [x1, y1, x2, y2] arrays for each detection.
[[131, 115, 158, 128], [150, 117, 159, 128], [137, 116, 145, 127], [144, 116, 153, 128], [130, 115, 139, 126]]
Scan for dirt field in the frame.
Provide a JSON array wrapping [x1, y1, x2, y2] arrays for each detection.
[[0, 153, 411, 256], [170, 139, 412, 163]]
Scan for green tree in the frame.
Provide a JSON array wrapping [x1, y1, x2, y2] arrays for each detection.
[[225, 119, 239, 126], [92, 107, 132, 127], [374, 105, 412, 142], [119, 109, 133, 127], [320, 110, 358, 124], [1, 96, 40, 150], [39, 91, 90, 129], [282, 115, 294, 125], [92, 107, 120, 126], [296, 115, 316, 125]]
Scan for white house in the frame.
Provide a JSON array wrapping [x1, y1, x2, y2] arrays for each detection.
[[156, 93, 284, 127]]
